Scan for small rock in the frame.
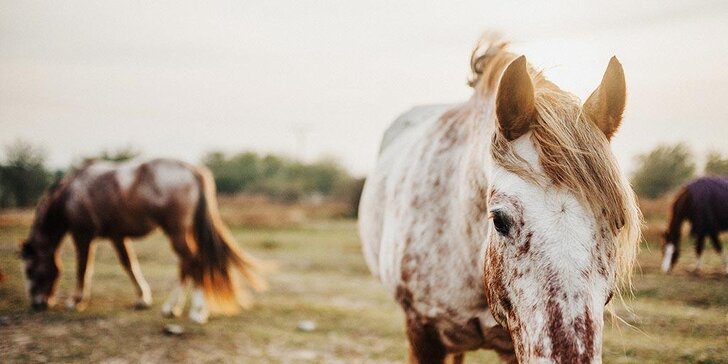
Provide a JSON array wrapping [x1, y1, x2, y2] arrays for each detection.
[[163, 324, 185, 336], [0, 316, 10, 326], [296, 320, 316, 332]]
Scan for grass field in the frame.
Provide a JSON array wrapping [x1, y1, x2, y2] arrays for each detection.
[[1, 204, 728, 363]]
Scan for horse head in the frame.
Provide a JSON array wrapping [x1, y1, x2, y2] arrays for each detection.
[[482, 55, 641, 362], [21, 233, 61, 310]]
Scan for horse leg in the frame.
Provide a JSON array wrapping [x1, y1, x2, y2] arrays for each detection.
[[167, 231, 209, 324], [111, 237, 153, 309], [447, 353, 464, 364], [693, 235, 706, 273], [189, 286, 210, 324], [405, 316, 447, 364], [67, 232, 96, 311], [708, 233, 728, 274], [161, 232, 198, 320]]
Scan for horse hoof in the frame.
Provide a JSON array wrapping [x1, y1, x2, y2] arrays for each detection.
[[161, 305, 183, 318], [133, 299, 152, 310], [31, 301, 49, 311], [188, 310, 209, 324], [65, 297, 88, 312]]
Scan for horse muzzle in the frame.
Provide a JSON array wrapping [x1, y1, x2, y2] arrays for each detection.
[[30, 295, 50, 311]]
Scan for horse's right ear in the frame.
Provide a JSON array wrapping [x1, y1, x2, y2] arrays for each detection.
[[496, 55, 536, 141], [583, 57, 626, 141]]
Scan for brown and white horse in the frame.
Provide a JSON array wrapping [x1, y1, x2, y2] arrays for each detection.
[[359, 36, 641, 363], [21, 158, 265, 323]]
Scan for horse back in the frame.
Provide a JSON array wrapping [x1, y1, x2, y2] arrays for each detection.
[[685, 176, 728, 236], [65, 159, 200, 237]]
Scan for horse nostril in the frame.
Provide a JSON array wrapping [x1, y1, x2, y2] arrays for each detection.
[[31, 301, 48, 311]]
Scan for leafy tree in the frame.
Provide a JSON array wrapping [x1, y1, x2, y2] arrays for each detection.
[[201, 150, 358, 204], [631, 143, 696, 198], [95, 146, 141, 162], [0, 140, 52, 207], [705, 150, 728, 176]]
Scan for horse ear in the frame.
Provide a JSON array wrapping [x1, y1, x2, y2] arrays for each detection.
[[496, 55, 536, 141], [583, 56, 626, 140]]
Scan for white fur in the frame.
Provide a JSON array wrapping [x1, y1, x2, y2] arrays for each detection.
[[360, 101, 506, 352], [188, 288, 209, 324], [661, 244, 675, 273], [486, 134, 610, 361], [115, 160, 143, 192], [162, 283, 187, 318], [361, 101, 613, 361], [135, 279, 153, 308], [694, 252, 703, 272]]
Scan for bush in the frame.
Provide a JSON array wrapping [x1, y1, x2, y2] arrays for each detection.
[[631, 143, 695, 198], [202, 151, 359, 204], [705, 151, 728, 176], [0, 140, 52, 208]]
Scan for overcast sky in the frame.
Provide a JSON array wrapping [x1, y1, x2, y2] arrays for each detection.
[[1, 1, 727, 175]]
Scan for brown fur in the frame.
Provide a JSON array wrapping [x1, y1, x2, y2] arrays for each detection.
[[21, 159, 265, 313], [663, 187, 690, 267]]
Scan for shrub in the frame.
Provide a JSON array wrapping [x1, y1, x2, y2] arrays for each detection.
[[631, 143, 695, 198], [704, 151, 728, 176]]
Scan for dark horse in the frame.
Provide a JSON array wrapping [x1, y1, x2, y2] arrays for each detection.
[[21, 158, 265, 323], [661, 176, 728, 274]]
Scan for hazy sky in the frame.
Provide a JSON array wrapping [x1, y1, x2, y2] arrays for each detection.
[[2, 1, 727, 175]]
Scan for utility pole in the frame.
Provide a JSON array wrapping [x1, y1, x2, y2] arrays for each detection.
[[292, 123, 313, 162]]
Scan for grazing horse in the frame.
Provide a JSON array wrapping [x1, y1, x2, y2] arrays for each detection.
[[359, 35, 641, 363], [661, 176, 728, 274], [20, 158, 265, 323]]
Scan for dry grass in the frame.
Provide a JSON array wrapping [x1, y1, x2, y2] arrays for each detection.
[[1, 199, 727, 363], [215, 194, 350, 228]]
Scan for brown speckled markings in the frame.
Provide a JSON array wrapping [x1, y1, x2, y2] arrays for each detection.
[[359, 34, 640, 364], [359, 95, 516, 363]]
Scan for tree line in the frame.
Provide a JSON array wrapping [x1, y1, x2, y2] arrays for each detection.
[[0, 141, 364, 214], [1, 140, 727, 209]]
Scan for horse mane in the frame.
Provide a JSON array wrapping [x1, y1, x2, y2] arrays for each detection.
[[472, 34, 642, 290], [31, 163, 89, 234]]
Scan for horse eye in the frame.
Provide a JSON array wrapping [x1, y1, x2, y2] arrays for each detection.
[[490, 210, 511, 236]]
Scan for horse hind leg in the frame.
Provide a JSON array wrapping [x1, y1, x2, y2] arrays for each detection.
[[693, 235, 706, 273], [188, 287, 210, 324], [161, 231, 208, 323], [708, 233, 728, 274], [161, 232, 194, 318], [111, 238, 152, 309], [162, 280, 189, 318]]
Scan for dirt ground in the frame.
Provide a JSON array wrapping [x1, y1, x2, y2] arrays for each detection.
[[1, 209, 727, 363]]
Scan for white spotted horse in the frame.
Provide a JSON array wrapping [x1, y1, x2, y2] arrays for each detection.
[[359, 35, 641, 363], [21, 158, 266, 324]]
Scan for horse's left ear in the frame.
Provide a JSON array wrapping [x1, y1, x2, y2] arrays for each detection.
[[496, 55, 536, 141], [583, 56, 626, 141]]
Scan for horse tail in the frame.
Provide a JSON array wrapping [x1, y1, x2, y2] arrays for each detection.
[[665, 186, 691, 245], [191, 166, 267, 314]]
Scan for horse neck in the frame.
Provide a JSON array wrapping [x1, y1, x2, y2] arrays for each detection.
[[666, 188, 690, 243], [31, 190, 69, 250], [462, 93, 497, 184], [452, 95, 497, 246]]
